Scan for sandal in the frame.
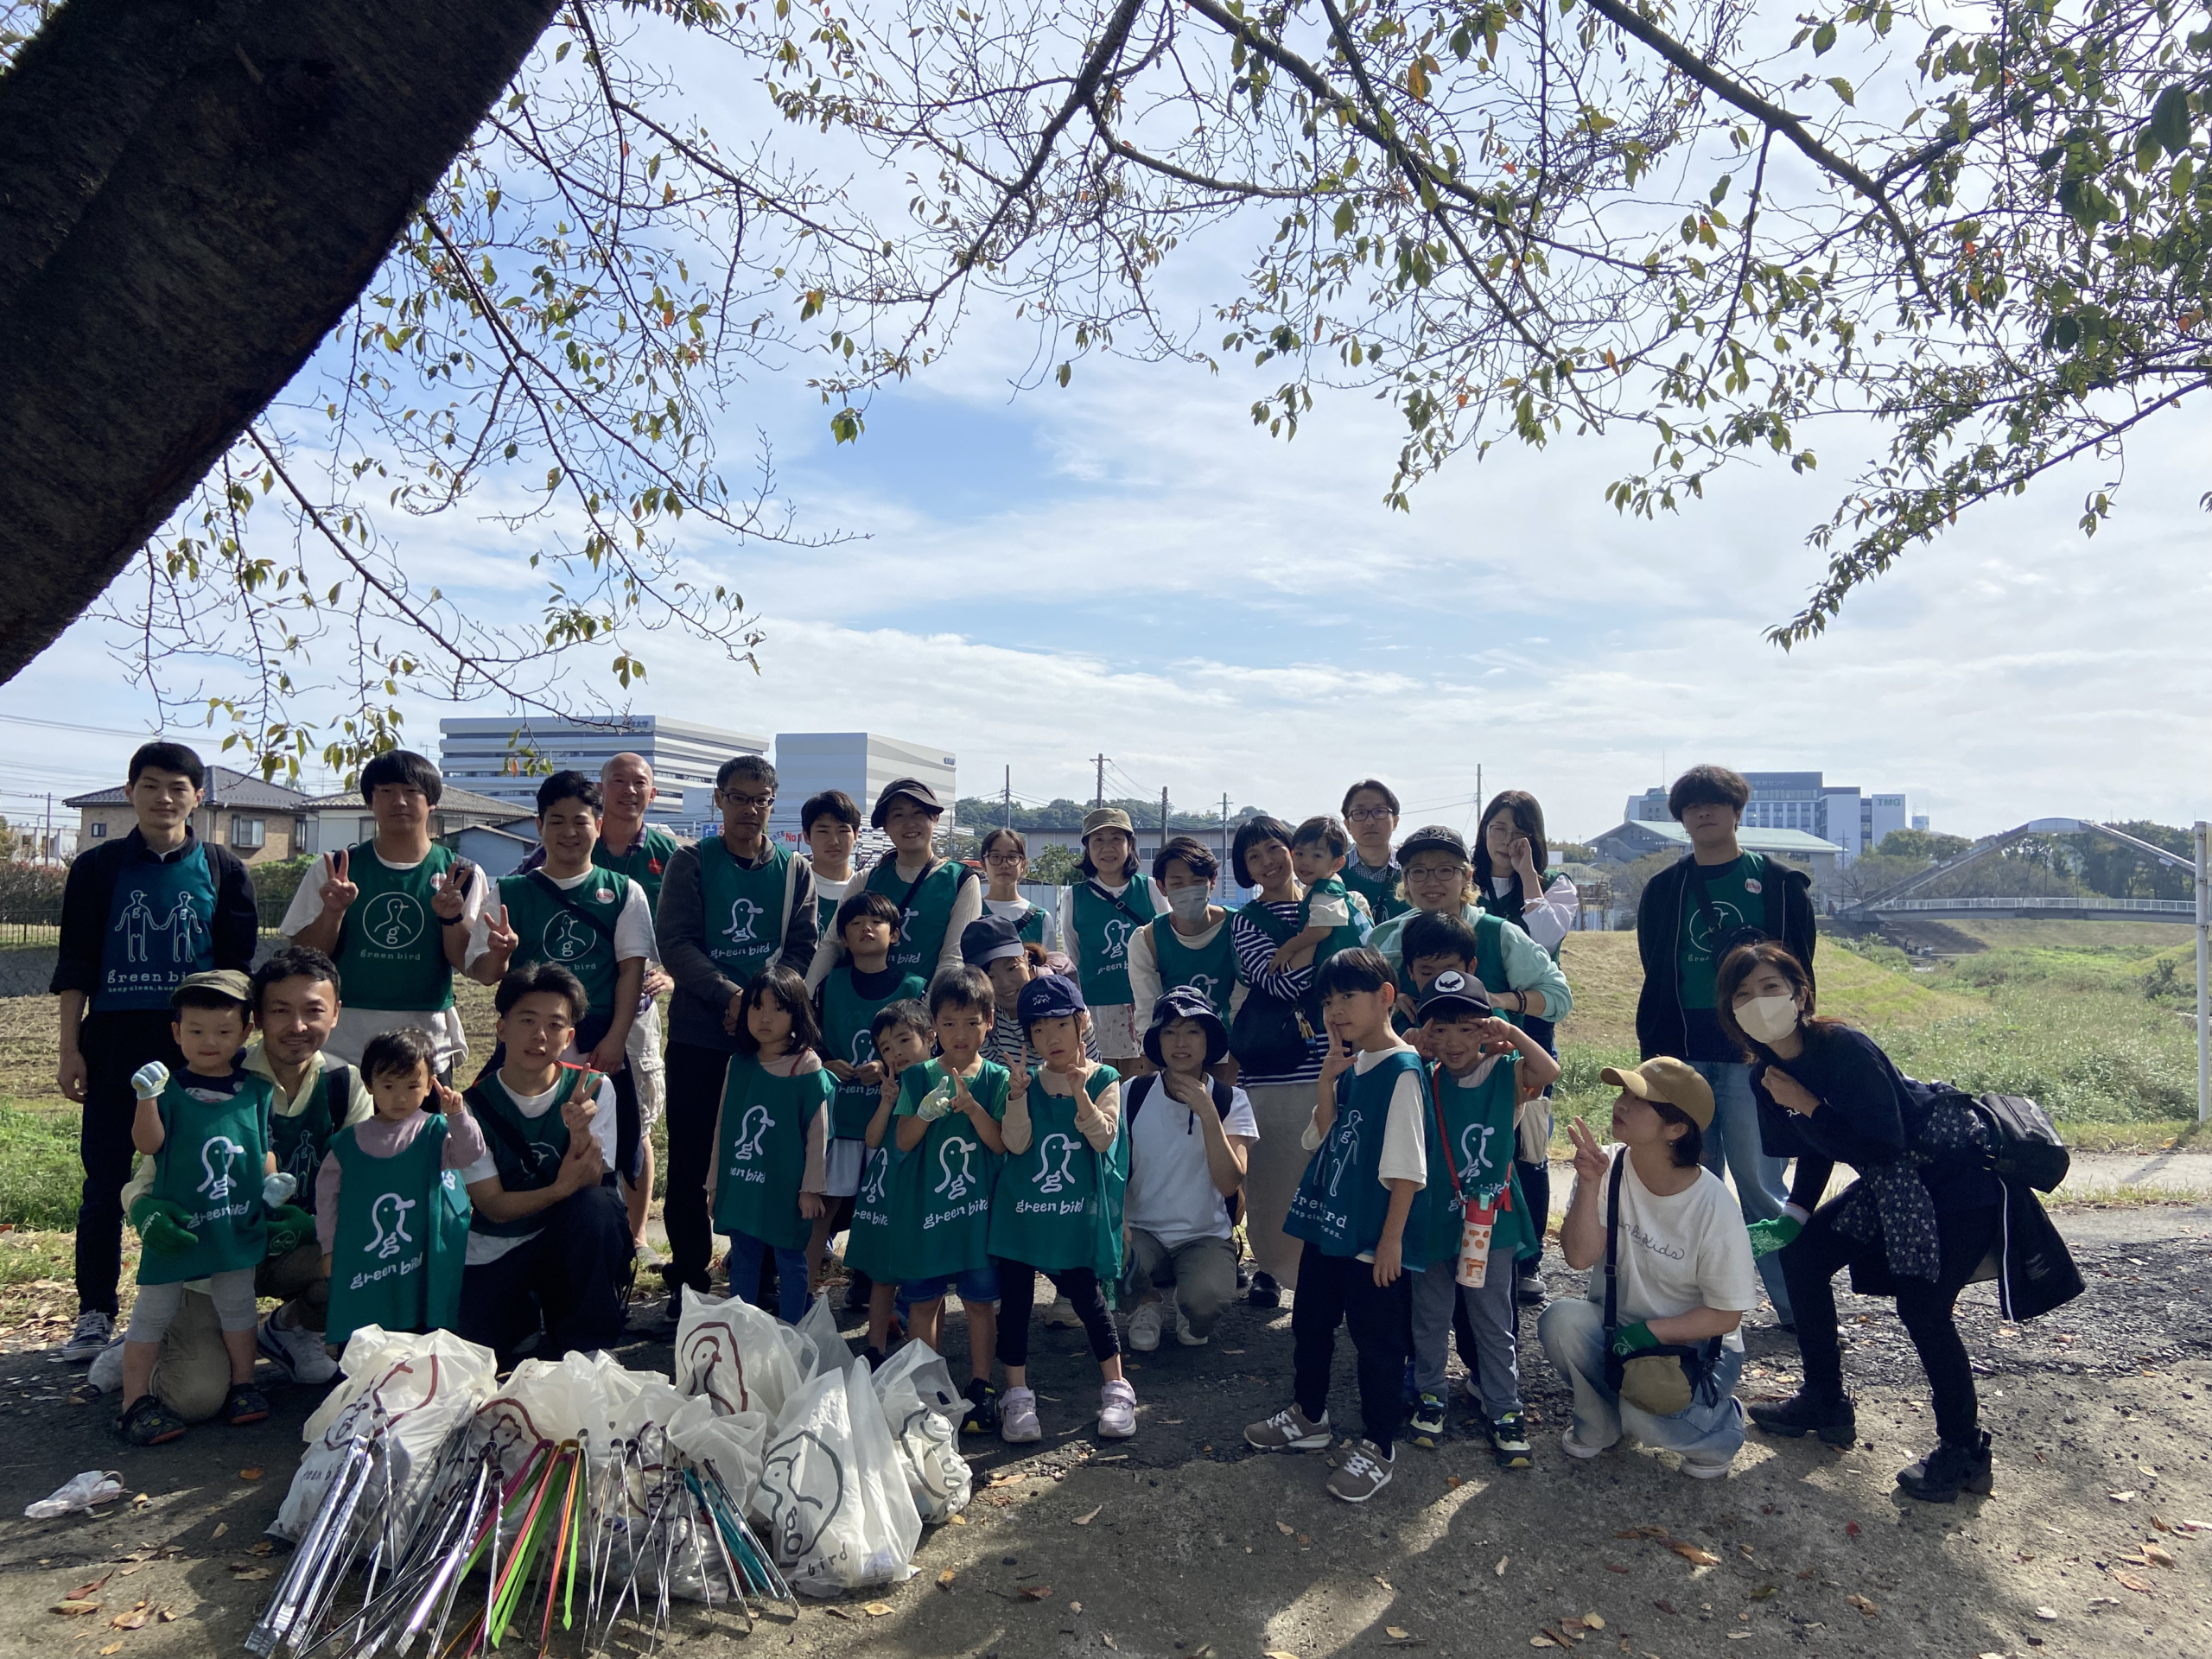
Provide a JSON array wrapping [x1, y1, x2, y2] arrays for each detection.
[[118, 1395, 188, 1446], [224, 1382, 271, 1427]]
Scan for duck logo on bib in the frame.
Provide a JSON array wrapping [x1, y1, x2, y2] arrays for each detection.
[[1034, 1133, 1080, 1194], [543, 912, 595, 963], [198, 1136, 246, 1201], [723, 897, 762, 944], [935, 1137, 976, 1201], [730, 1104, 772, 1161], [365, 893, 425, 950], [365, 1192, 416, 1259], [861, 1150, 890, 1205], [1100, 918, 1133, 963], [1324, 1106, 1363, 1198], [1185, 971, 1221, 1006]]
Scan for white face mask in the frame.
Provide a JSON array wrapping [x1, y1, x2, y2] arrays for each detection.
[[1737, 994, 1801, 1045], [1166, 885, 1211, 922]]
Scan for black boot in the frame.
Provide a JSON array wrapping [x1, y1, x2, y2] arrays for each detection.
[[843, 1268, 874, 1313], [1896, 1431, 1993, 1503], [1747, 1390, 1857, 1447]]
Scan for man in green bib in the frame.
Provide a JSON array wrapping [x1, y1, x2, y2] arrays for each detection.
[[518, 751, 685, 1263], [282, 749, 487, 1078], [655, 753, 819, 1303], [469, 771, 657, 1262]]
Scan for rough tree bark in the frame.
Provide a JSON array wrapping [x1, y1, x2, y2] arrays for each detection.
[[0, 0, 562, 685]]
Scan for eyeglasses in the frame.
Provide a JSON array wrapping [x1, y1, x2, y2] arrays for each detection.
[[1345, 806, 1395, 823], [983, 851, 1026, 867], [721, 791, 774, 811], [1403, 864, 1465, 882]]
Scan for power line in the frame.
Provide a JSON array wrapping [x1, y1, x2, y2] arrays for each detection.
[[0, 712, 166, 739]]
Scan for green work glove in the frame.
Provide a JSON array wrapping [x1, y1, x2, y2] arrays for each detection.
[[129, 1196, 200, 1257], [1609, 1320, 1660, 1357], [1745, 1214, 1805, 1259], [264, 1204, 315, 1259]]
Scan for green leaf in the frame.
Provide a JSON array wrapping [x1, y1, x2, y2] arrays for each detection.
[[2149, 84, 2192, 160], [1825, 76, 1855, 107], [1812, 20, 1837, 54]]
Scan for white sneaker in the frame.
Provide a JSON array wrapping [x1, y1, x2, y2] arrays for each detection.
[[1560, 1427, 1612, 1459], [1682, 1454, 1733, 1480], [1244, 1404, 1332, 1452], [1173, 1303, 1208, 1346], [1098, 1378, 1137, 1439], [1000, 1386, 1041, 1443], [1042, 1293, 1083, 1329], [1126, 1301, 1162, 1352], [633, 1241, 669, 1268], [257, 1312, 339, 1385], [61, 1309, 114, 1363]]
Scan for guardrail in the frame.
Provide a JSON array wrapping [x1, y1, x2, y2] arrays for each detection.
[[1865, 896, 2195, 914]]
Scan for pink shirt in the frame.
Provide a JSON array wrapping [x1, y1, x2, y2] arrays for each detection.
[[315, 1108, 490, 1254]]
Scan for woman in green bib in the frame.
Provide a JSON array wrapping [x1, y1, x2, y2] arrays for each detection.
[[710, 966, 835, 1323], [890, 965, 1009, 1433], [1128, 836, 1241, 1079], [988, 974, 1136, 1444], [1365, 824, 1572, 1033], [318, 1027, 479, 1349], [1055, 808, 1161, 1076], [118, 971, 281, 1446], [810, 777, 979, 992]]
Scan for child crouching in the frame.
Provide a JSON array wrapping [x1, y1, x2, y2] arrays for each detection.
[[316, 1026, 479, 1349], [989, 974, 1134, 1443]]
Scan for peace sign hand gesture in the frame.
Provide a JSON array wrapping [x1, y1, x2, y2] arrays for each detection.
[[432, 857, 476, 921], [1008, 1043, 1032, 1102], [319, 849, 359, 918], [482, 903, 518, 962], [1567, 1114, 1611, 1184]]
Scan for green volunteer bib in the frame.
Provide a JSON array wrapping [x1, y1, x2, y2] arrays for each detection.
[[139, 1071, 276, 1285], [986, 1066, 1126, 1277], [1147, 915, 1237, 1017], [1419, 1056, 1535, 1269], [819, 967, 930, 1140], [887, 1058, 1008, 1281], [325, 1115, 471, 1345], [595, 824, 683, 918], [97, 840, 218, 1012], [866, 857, 969, 981], [842, 1143, 901, 1283], [1383, 905, 1510, 1033], [463, 1066, 591, 1238], [1478, 874, 1565, 963], [269, 1061, 351, 1211], [496, 868, 627, 1016], [1299, 875, 1370, 969], [1343, 859, 1409, 926], [697, 838, 789, 989], [711, 1058, 834, 1251], [340, 843, 460, 1013], [1069, 875, 1160, 1007], [1284, 1050, 1430, 1268], [988, 899, 1046, 946], [1677, 854, 1764, 1010]]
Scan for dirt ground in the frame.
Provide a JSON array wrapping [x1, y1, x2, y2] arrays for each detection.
[[0, 1203, 2205, 1659]]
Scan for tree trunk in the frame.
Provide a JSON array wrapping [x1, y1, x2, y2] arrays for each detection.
[[0, 0, 561, 684]]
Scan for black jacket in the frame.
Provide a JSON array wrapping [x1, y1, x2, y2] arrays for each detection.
[[50, 828, 259, 1004], [1634, 850, 1816, 1061]]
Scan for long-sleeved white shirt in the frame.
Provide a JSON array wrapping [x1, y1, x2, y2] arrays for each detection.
[[1487, 873, 1579, 956]]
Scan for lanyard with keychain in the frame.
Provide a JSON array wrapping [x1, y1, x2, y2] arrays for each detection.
[[1427, 1061, 1510, 1287]]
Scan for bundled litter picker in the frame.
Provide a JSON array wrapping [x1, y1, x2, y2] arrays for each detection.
[[252, 1297, 969, 1653]]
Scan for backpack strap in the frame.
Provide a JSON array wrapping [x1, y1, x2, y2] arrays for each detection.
[[321, 1061, 353, 1130], [525, 870, 620, 944], [1602, 1151, 1626, 1339]]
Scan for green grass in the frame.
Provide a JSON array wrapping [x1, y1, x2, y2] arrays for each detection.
[[0, 1100, 80, 1228]]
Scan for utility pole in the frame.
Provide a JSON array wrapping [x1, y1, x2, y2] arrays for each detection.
[[1220, 792, 1231, 898], [43, 791, 52, 865], [1091, 754, 1109, 808], [1160, 786, 1169, 847], [2196, 820, 2208, 1124], [1476, 764, 1483, 819], [1002, 766, 1012, 830]]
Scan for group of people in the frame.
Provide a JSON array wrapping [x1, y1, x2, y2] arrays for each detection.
[[54, 745, 2061, 1511]]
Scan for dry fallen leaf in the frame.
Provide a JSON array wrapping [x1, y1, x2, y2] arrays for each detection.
[[2112, 1570, 2154, 1595], [937, 1569, 957, 1591], [1844, 1521, 1861, 1537], [1446, 1475, 1464, 1489], [1263, 1651, 1300, 1659], [1070, 1601, 1084, 1614], [67, 1574, 113, 1601], [1277, 1521, 1296, 1535], [861, 1601, 893, 1617], [156, 1609, 176, 1624], [2145, 1543, 2176, 1567], [1373, 1576, 1394, 1591], [52, 1602, 101, 1618], [947, 1513, 967, 1525], [1073, 1506, 1102, 1526], [2034, 1606, 2059, 1621], [1749, 1585, 1777, 1600], [238, 1468, 263, 1481], [1604, 1564, 1630, 1575], [99, 1645, 121, 1656], [1296, 1533, 1310, 1546], [823, 1605, 855, 1621], [1667, 1543, 1721, 1567], [110, 1603, 150, 1631], [226, 1567, 272, 1582], [1529, 1639, 1556, 1650], [2110, 1491, 2139, 1503], [1846, 1594, 1878, 1618], [1581, 1614, 1605, 1630], [248, 1541, 276, 1557], [1019, 1585, 1054, 1602], [211, 1522, 227, 1538], [1495, 1556, 1510, 1577], [1387, 1628, 1412, 1640]]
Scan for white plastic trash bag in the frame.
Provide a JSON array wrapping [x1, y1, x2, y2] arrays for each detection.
[[789, 1291, 848, 1380], [25, 1470, 126, 1519], [751, 1360, 922, 1597], [275, 1326, 497, 1542], [665, 1393, 770, 1511], [675, 1286, 801, 1420], [868, 1341, 972, 1523]]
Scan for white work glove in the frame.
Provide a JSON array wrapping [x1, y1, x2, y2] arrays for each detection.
[[262, 1172, 298, 1208], [914, 1079, 957, 1122], [130, 1061, 170, 1099]]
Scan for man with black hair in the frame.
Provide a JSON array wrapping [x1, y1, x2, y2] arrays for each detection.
[[54, 741, 259, 1362], [654, 753, 819, 1301], [801, 788, 864, 935], [1339, 779, 1409, 925], [1632, 765, 1816, 1328], [456, 963, 630, 1360], [282, 748, 487, 1077]]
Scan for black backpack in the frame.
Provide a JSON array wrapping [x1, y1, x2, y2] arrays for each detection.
[[1126, 1073, 1244, 1225]]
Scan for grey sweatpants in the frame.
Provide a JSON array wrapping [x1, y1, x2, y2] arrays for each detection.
[[1409, 1247, 1522, 1417]]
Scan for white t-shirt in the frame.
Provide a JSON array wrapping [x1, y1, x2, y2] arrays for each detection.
[[1123, 1075, 1260, 1249], [280, 849, 488, 1071], [465, 868, 655, 969], [983, 895, 1056, 952], [815, 872, 853, 912], [1300, 1046, 1429, 1184], [460, 1073, 619, 1264], [1586, 1147, 1761, 1353]]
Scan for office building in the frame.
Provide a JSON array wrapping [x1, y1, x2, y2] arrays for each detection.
[[1624, 770, 1910, 862], [760, 733, 957, 849], [438, 715, 766, 821]]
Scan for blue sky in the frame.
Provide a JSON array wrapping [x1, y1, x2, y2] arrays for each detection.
[[4, 36, 2208, 845]]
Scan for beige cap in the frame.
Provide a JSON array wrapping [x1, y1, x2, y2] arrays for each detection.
[[172, 968, 254, 1007], [1599, 1057, 1716, 1130], [1081, 807, 1135, 838]]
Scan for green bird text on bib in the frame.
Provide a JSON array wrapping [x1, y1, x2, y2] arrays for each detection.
[[712, 1058, 834, 1251], [987, 1066, 1125, 1278], [698, 839, 790, 990], [139, 1071, 276, 1284], [1070, 876, 1160, 1007], [340, 843, 461, 1012], [325, 1114, 471, 1345], [886, 1058, 1007, 1281]]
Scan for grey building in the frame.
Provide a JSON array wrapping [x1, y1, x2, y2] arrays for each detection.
[[1624, 771, 1909, 862], [438, 715, 767, 822]]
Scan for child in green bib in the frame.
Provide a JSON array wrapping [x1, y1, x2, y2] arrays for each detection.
[[317, 1027, 480, 1350], [842, 999, 933, 1366], [891, 965, 1009, 1433], [1402, 973, 1560, 1468], [118, 970, 283, 1446], [810, 891, 927, 1301], [1265, 815, 1372, 979], [712, 966, 834, 1323], [988, 973, 1135, 1445]]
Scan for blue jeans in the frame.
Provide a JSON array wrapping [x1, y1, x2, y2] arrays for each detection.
[[724, 1230, 811, 1325], [1688, 1059, 1793, 1325], [899, 1263, 1002, 1307], [1538, 1297, 1746, 1467]]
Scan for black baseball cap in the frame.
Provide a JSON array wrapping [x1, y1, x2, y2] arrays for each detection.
[[1414, 969, 1492, 1021], [870, 777, 943, 827]]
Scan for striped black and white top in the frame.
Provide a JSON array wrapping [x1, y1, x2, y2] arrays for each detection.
[[1228, 899, 1326, 1087]]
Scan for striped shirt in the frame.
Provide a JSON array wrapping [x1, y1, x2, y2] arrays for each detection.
[[1229, 901, 1326, 1086]]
